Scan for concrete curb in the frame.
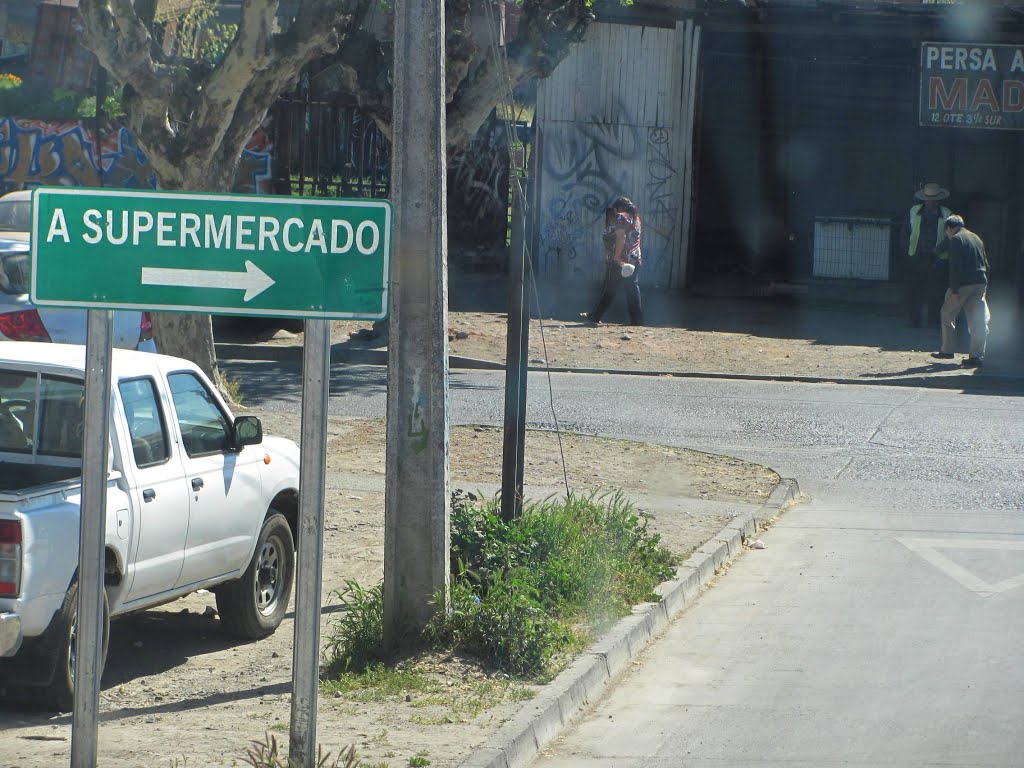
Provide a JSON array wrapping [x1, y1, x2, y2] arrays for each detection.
[[456, 477, 801, 768], [513, 361, 1024, 392], [215, 343, 1024, 392], [216, 342, 500, 372]]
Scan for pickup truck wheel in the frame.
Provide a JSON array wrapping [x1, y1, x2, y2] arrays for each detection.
[[43, 580, 110, 712], [216, 513, 295, 639]]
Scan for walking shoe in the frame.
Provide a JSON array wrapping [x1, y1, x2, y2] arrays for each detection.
[[961, 356, 983, 368], [579, 312, 601, 326], [930, 352, 954, 360]]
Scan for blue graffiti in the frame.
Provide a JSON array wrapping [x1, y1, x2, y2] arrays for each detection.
[[0, 117, 272, 193]]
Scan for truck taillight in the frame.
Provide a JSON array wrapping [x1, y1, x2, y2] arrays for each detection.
[[0, 520, 21, 598], [140, 311, 153, 343], [0, 310, 51, 343]]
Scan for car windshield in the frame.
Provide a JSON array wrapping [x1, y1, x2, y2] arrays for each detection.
[[0, 199, 29, 232]]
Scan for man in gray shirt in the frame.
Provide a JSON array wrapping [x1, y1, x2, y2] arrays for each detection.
[[930, 214, 990, 368]]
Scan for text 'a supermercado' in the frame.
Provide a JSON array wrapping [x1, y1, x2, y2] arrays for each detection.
[[43, 207, 382, 256]]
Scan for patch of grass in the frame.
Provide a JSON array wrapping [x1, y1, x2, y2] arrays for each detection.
[[457, 678, 525, 718], [409, 695, 449, 708], [320, 658, 531, 726], [221, 374, 244, 405], [426, 490, 675, 676], [405, 677, 516, 721], [321, 664, 438, 702], [408, 752, 431, 767], [509, 685, 535, 702], [410, 713, 458, 725], [240, 732, 357, 767], [322, 580, 385, 674], [321, 490, 673, 696]]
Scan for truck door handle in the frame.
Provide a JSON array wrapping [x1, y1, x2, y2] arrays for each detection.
[[143, 488, 156, 502], [192, 478, 204, 491]]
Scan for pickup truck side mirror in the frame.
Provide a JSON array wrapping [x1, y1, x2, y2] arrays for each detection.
[[232, 416, 263, 451]]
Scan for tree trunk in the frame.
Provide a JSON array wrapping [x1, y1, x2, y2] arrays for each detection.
[[78, 0, 352, 401], [148, 169, 237, 391], [151, 313, 222, 387]]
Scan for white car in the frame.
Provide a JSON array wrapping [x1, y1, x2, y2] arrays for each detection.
[[0, 191, 156, 351]]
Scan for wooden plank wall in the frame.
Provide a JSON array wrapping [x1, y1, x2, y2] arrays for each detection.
[[535, 22, 686, 287]]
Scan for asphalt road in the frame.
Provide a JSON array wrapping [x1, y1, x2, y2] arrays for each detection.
[[223, 358, 1024, 767]]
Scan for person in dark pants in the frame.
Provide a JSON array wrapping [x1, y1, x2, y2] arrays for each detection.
[[582, 197, 643, 326], [931, 214, 990, 368], [902, 183, 952, 327]]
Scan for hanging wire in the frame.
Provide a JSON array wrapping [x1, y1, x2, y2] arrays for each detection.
[[480, 0, 573, 499]]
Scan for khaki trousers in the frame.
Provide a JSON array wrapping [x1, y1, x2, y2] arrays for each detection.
[[940, 283, 989, 358]]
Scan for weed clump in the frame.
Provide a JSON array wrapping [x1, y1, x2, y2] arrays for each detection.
[[427, 490, 675, 675], [241, 732, 356, 767], [322, 490, 674, 680]]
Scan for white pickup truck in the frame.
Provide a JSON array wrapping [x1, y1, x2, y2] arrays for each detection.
[[0, 342, 300, 710]]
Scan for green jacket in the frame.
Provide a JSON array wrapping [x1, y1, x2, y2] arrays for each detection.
[[908, 204, 952, 260]]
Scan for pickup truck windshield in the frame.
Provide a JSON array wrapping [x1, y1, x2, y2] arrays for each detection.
[[0, 199, 29, 233], [0, 369, 84, 457], [168, 371, 230, 456], [0, 247, 29, 296]]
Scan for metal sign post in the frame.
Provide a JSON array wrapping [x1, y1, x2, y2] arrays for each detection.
[[289, 319, 330, 767], [70, 309, 113, 768], [501, 183, 529, 522]]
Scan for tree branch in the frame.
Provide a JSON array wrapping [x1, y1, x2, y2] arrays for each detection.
[[307, 0, 595, 156], [79, 0, 203, 181], [79, 0, 189, 101], [186, 0, 357, 188], [444, 0, 594, 152]]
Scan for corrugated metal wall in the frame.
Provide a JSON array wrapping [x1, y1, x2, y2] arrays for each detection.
[[536, 22, 687, 287]]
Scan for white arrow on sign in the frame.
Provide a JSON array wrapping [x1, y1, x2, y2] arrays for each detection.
[[141, 260, 275, 302]]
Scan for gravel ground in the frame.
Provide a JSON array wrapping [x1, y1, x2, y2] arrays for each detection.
[[0, 412, 778, 768]]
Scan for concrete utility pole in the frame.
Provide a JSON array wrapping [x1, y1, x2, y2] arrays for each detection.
[[384, 0, 450, 646]]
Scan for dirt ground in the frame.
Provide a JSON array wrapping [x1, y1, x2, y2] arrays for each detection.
[[253, 304, 993, 385], [0, 410, 778, 768]]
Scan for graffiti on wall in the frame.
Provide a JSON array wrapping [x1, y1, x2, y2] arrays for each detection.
[[539, 115, 682, 285], [541, 105, 642, 278], [0, 117, 273, 194], [448, 113, 510, 258], [644, 127, 680, 284]]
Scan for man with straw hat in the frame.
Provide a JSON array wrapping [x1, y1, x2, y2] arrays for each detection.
[[904, 182, 952, 327]]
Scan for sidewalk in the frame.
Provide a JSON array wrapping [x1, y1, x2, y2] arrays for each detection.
[[218, 278, 1024, 391]]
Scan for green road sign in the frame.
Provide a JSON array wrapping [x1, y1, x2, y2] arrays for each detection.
[[30, 187, 391, 320]]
